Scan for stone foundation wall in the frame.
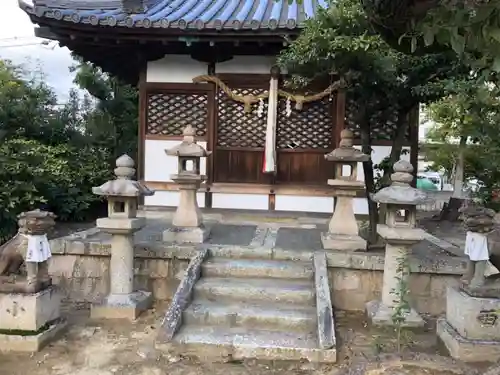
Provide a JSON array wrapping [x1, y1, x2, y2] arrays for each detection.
[[329, 268, 460, 315], [49, 254, 189, 302], [49, 231, 463, 316]]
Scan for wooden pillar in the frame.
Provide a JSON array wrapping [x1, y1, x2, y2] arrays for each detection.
[[205, 62, 216, 208], [137, 68, 147, 206]]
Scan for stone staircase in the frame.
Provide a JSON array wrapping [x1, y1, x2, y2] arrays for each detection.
[[158, 252, 337, 363]]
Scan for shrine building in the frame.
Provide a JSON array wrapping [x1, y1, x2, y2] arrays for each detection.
[[20, 0, 418, 216]]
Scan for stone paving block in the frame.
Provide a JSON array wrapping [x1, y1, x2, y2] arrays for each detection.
[[275, 227, 322, 251], [0, 319, 67, 353], [206, 224, 257, 246]]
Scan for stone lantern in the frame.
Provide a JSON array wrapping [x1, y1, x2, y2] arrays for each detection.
[[162, 125, 212, 244], [91, 154, 155, 320], [321, 129, 370, 251], [366, 159, 429, 327]]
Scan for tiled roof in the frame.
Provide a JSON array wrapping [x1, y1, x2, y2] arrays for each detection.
[[21, 0, 328, 31]]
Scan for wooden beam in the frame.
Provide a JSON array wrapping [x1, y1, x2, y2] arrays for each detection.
[[143, 181, 366, 198]]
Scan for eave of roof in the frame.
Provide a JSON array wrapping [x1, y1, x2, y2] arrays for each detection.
[[22, 0, 327, 31]]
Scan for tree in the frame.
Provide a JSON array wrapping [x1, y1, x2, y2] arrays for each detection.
[[0, 58, 121, 243], [279, 0, 467, 243], [361, 0, 500, 76], [0, 60, 84, 145], [425, 81, 500, 208], [71, 58, 139, 163]]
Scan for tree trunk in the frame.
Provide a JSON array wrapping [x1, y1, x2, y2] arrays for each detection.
[[439, 135, 468, 221], [452, 135, 467, 198], [378, 109, 411, 224], [381, 109, 411, 188], [360, 126, 378, 245]]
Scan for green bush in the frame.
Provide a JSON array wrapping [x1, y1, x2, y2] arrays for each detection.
[[0, 138, 112, 242]]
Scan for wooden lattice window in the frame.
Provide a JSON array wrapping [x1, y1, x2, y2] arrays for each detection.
[[217, 88, 267, 148], [146, 92, 208, 137], [277, 97, 333, 149], [345, 96, 409, 141]]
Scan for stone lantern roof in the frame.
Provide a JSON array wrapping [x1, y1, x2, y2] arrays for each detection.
[[93, 154, 154, 197], [371, 160, 429, 206], [325, 129, 370, 162], [165, 125, 212, 158]]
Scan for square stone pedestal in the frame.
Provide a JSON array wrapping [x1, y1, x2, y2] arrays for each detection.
[[0, 286, 66, 352], [162, 225, 211, 244], [321, 233, 366, 251], [365, 300, 424, 328], [437, 286, 500, 362], [91, 290, 153, 320]]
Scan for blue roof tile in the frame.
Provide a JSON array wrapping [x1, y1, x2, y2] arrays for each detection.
[[21, 0, 326, 31]]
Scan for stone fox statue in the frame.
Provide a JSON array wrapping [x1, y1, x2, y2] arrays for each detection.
[[0, 210, 56, 292], [459, 206, 500, 288], [0, 230, 28, 277]]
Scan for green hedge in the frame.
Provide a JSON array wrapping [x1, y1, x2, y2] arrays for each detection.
[[0, 138, 112, 242]]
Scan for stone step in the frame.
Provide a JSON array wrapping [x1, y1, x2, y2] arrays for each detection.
[[183, 299, 316, 332], [201, 258, 313, 280], [193, 277, 315, 305], [172, 325, 337, 363]]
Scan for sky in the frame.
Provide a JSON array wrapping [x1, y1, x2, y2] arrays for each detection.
[[0, 0, 76, 102]]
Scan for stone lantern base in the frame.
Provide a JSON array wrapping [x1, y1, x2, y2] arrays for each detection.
[[365, 300, 424, 327], [437, 286, 500, 362], [91, 290, 153, 320], [0, 286, 67, 352], [162, 225, 211, 244], [321, 233, 367, 251]]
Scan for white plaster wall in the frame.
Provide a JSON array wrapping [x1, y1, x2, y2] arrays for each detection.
[[216, 56, 277, 74], [144, 191, 205, 208], [144, 139, 207, 182], [275, 195, 334, 214], [147, 55, 279, 83], [212, 193, 268, 210], [147, 55, 208, 83]]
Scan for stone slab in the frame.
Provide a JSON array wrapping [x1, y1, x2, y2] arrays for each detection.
[[167, 325, 337, 363], [365, 300, 424, 328], [90, 290, 152, 320], [183, 299, 316, 332], [158, 248, 208, 342], [446, 286, 500, 340], [0, 319, 67, 352], [313, 252, 336, 350], [202, 258, 313, 279], [275, 227, 322, 251], [206, 224, 257, 246], [321, 233, 366, 251], [377, 225, 425, 244], [162, 226, 211, 244], [96, 217, 145, 233], [0, 286, 61, 331], [437, 318, 500, 362], [460, 279, 500, 299]]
